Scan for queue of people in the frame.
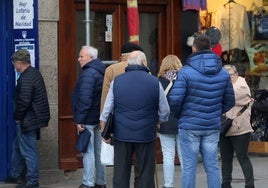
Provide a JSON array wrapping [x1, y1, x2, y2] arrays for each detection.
[[6, 32, 258, 188]]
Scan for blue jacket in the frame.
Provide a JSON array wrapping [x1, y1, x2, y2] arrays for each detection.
[[72, 58, 105, 125], [113, 65, 160, 143], [169, 51, 235, 130]]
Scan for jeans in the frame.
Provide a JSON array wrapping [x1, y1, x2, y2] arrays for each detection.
[[11, 124, 39, 185], [82, 124, 106, 186], [159, 133, 181, 188], [220, 133, 254, 186], [179, 129, 221, 188]]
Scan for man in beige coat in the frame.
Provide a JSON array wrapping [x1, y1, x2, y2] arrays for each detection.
[[100, 42, 144, 112]]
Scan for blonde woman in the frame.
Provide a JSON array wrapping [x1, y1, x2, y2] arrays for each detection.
[[158, 54, 182, 188]]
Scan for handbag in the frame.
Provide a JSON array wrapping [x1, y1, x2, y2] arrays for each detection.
[[220, 103, 250, 137], [220, 116, 233, 136], [100, 140, 114, 165], [76, 128, 91, 153], [101, 113, 114, 140]]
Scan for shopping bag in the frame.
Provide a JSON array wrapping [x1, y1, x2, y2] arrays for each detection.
[[100, 140, 114, 165]]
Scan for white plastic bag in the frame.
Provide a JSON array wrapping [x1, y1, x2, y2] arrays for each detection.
[[100, 140, 114, 165]]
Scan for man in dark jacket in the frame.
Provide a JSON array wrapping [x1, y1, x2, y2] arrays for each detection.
[[169, 34, 235, 188], [100, 50, 170, 188], [72, 46, 106, 188], [8, 49, 50, 188]]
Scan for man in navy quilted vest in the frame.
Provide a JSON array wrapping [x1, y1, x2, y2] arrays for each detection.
[[100, 50, 170, 188], [169, 34, 235, 188]]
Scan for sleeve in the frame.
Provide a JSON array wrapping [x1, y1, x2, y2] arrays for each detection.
[[222, 78, 235, 114], [100, 67, 114, 112], [74, 71, 95, 123], [241, 6, 251, 49], [168, 71, 187, 118], [15, 76, 34, 121], [100, 81, 115, 122]]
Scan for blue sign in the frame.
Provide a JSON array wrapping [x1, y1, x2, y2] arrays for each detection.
[[13, 0, 39, 68]]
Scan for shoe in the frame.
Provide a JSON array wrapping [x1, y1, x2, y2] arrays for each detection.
[[95, 184, 107, 188], [78, 184, 94, 188], [5, 176, 24, 184], [15, 182, 39, 188], [221, 182, 232, 188]]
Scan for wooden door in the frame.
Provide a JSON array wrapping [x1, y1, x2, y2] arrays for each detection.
[[58, 0, 181, 170]]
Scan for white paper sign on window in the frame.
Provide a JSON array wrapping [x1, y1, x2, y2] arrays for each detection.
[[13, 0, 34, 29]]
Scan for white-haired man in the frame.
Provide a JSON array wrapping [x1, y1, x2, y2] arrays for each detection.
[[100, 50, 170, 188]]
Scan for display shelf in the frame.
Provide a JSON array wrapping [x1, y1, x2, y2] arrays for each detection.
[[248, 141, 268, 153]]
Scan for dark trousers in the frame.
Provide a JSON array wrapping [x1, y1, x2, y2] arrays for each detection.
[[220, 133, 254, 186], [113, 139, 156, 188]]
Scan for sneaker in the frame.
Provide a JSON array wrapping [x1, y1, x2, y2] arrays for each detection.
[[5, 176, 24, 184], [78, 184, 94, 188], [15, 182, 39, 188]]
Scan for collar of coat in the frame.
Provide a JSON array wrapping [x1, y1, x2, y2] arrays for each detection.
[[125, 64, 150, 73]]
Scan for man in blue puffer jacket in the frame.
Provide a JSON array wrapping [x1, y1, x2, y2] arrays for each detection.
[[169, 34, 235, 188], [72, 46, 106, 188]]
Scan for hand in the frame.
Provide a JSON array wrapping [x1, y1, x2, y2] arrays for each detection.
[[76, 124, 85, 132], [102, 137, 111, 144], [157, 123, 160, 130], [99, 120, 105, 132]]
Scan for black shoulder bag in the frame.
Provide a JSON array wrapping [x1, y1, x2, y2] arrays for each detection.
[[101, 113, 114, 140], [221, 103, 250, 137]]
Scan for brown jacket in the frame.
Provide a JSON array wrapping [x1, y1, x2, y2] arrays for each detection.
[[225, 76, 253, 136], [100, 55, 128, 112]]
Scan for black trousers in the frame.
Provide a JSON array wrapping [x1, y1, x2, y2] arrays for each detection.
[[113, 139, 156, 188], [220, 133, 254, 186]]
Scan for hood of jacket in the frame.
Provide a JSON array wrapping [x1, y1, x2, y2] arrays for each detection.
[[187, 50, 222, 75]]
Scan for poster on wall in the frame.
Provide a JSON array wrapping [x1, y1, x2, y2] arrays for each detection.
[[13, 0, 39, 70], [246, 44, 268, 76]]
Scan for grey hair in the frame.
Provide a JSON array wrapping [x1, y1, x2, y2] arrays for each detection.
[[127, 51, 147, 65], [223, 64, 237, 73], [82, 45, 98, 59]]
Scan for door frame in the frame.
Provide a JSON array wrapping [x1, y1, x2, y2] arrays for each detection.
[[58, 0, 181, 170]]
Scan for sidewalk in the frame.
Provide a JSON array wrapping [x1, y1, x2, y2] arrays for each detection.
[[1, 155, 268, 188]]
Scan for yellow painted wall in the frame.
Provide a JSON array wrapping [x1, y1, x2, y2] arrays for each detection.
[[207, 0, 264, 12]]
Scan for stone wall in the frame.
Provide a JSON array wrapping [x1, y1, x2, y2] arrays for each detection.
[[38, 0, 59, 170]]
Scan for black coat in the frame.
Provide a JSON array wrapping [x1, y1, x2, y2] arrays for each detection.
[[158, 77, 178, 134], [15, 66, 50, 133]]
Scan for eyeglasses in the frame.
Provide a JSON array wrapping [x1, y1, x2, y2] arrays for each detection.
[[12, 61, 20, 65], [229, 72, 237, 77]]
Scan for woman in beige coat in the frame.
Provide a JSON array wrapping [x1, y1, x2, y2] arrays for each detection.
[[220, 65, 255, 188]]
